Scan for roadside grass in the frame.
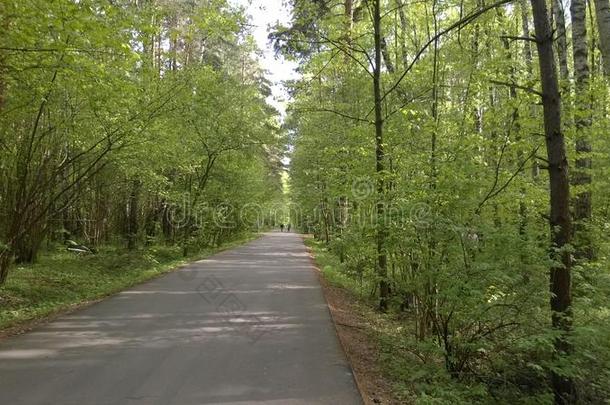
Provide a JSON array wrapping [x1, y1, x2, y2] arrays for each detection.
[[305, 237, 492, 404], [304, 238, 373, 301], [0, 233, 259, 333]]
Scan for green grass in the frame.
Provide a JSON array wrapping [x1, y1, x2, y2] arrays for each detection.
[[305, 236, 493, 404], [305, 237, 567, 404], [304, 237, 374, 300], [0, 234, 259, 332]]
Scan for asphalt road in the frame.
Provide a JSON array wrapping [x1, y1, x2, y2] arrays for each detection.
[[0, 232, 362, 405]]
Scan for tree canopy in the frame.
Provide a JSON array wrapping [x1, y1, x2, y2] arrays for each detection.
[[0, 0, 285, 280], [1, 0, 610, 403], [278, 0, 610, 402]]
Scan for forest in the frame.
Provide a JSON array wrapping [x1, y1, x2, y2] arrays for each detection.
[[280, 0, 610, 403], [0, 0, 286, 356], [0, 0, 286, 279], [0, 0, 609, 404]]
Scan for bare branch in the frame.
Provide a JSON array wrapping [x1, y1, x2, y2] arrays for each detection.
[[499, 35, 537, 42], [294, 108, 374, 124], [489, 79, 542, 97]]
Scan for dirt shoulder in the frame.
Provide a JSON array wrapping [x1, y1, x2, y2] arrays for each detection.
[[307, 246, 404, 405]]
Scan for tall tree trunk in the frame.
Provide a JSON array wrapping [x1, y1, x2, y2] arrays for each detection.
[[594, 0, 610, 76], [344, 0, 353, 35], [520, 0, 542, 179], [0, 1, 7, 111], [373, 0, 389, 311], [501, 23, 528, 236], [571, 0, 594, 260], [126, 179, 140, 250], [552, 0, 570, 83], [520, 0, 534, 70], [395, 0, 409, 68], [430, 1, 440, 186], [529, 0, 575, 402], [161, 200, 173, 242]]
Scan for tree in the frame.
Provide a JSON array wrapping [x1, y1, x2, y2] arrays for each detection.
[[520, 0, 575, 401], [0, 0, 283, 284], [282, 0, 610, 402], [372, 0, 390, 311], [594, 0, 610, 76], [570, 0, 594, 261]]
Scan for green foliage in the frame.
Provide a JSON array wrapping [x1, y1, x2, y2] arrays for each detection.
[[0, 0, 285, 280], [1, 0, 609, 402], [284, 0, 610, 402]]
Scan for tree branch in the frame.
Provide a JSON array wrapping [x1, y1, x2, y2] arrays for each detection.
[[489, 79, 542, 97], [294, 108, 374, 124], [382, 0, 514, 102]]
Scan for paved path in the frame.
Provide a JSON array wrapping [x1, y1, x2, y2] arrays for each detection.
[[0, 233, 362, 405]]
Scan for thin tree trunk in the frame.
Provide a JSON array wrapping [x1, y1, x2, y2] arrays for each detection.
[[344, 0, 354, 40], [430, 1, 440, 186], [0, 1, 7, 111], [501, 23, 528, 236], [396, 0, 409, 69], [520, 0, 534, 70], [552, 0, 570, 83], [529, 0, 575, 402], [126, 179, 140, 250], [373, 0, 389, 311], [571, 0, 594, 260], [594, 0, 610, 76], [161, 200, 173, 242], [520, 0, 542, 180]]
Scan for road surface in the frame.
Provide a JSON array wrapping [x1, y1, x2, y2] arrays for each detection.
[[0, 233, 362, 405]]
